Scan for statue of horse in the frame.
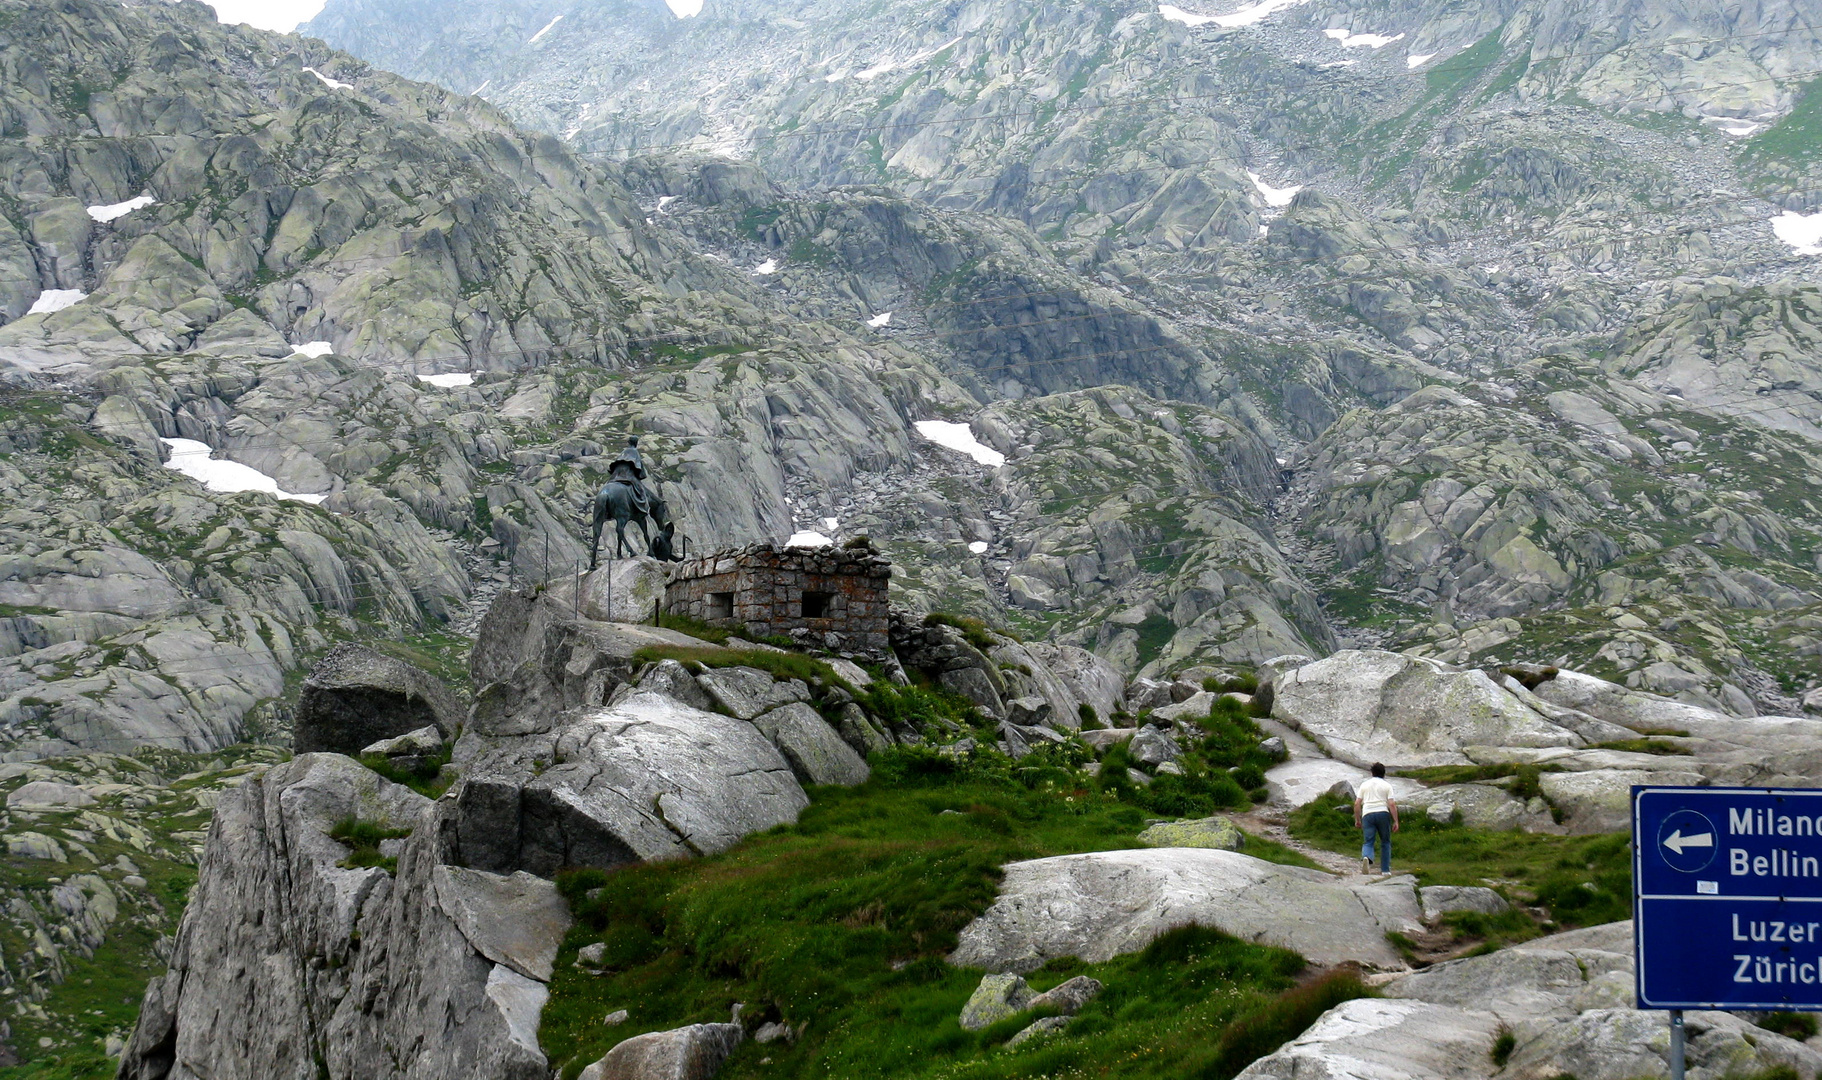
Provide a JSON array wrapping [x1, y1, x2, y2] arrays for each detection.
[[590, 481, 678, 568]]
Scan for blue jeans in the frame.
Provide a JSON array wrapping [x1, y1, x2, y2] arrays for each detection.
[[1361, 811, 1392, 872]]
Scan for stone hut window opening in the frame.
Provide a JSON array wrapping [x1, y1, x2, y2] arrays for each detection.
[[707, 591, 734, 620], [801, 590, 834, 619]]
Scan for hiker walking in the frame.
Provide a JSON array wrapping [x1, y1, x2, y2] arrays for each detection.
[[1354, 763, 1399, 874]]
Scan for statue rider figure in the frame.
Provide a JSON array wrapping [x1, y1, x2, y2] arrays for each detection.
[[608, 436, 654, 516]]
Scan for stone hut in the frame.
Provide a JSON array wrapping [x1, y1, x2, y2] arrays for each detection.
[[665, 542, 890, 655]]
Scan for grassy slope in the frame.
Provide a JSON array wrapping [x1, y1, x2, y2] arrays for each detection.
[[1289, 792, 1633, 930], [542, 749, 1362, 1080]]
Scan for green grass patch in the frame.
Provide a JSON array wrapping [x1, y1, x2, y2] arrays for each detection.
[[786, 236, 835, 266], [1491, 1025, 1516, 1066], [541, 754, 1373, 1079], [630, 645, 846, 691], [1091, 699, 1276, 818], [326, 816, 413, 873], [1203, 673, 1259, 696], [1589, 738, 1692, 756], [1289, 793, 1632, 926], [1757, 1011, 1820, 1040], [655, 611, 739, 645], [1743, 76, 1822, 173], [373, 630, 474, 690], [923, 611, 1002, 652], [0, 1049, 117, 1080], [1132, 613, 1176, 670], [1392, 762, 1561, 799], [357, 743, 455, 798], [738, 205, 783, 240], [858, 682, 983, 739], [1441, 906, 1544, 953], [1230, 829, 1327, 873]]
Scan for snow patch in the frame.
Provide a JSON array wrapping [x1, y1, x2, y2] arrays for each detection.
[[854, 36, 962, 81], [291, 341, 335, 358], [1322, 28, 1403, 48], [867, 311, 893, 327], [160, 438, 326, 505], [471, 80, 492, 96], [302, 66, 352, 90], [786, 531, 831, 548], [417, 372, 475, 387], [1158, 4, 1217, 26], [527, 14, 563, 43], [1160, 0, 1310, 29], [27, 289, 86, 315], [656, 196, 678, 211], [666, 0, 703, 17], [1700, 115, 1763, 137], [1405, 52, 1435, 68], [914, 420, 1005, 467], [968, 541, 989, 554], [753, 259, 779, 275], [1773, 211, 1822, 256], [87, 195, 156, 223], [822, 517, 840, 530], [1247, 171, 1302, 208]]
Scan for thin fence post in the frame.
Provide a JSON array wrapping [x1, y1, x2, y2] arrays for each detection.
[[573, 559, 580, 615], [607, 547, 614, 623], [1669, 1011, 1685, 1080]]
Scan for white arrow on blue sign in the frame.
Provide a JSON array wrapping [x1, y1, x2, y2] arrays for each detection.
[[1634, 786, 1822, 1012]]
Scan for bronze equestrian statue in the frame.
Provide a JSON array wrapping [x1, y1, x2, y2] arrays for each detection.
[[590, 436, 679, 568]]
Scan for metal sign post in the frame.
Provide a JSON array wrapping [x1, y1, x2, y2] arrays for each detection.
[[1634, 786, 1822, 1080]]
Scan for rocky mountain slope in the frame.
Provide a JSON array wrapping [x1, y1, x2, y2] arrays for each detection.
[[6, 0, 1822, 754], [292, 0, 1822, 715]]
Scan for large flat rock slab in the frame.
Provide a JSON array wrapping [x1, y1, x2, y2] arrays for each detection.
[[949, 848, 1421, 973], [1273, 650, 1582, 768], [433, 865, 571, 982], [1234, 997, 1503, 1080], [1533, 670, 1822, 786], [1264, 757, 1423, 809]]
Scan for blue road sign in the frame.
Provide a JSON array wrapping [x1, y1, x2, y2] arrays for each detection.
[[1634, 786, 1822, 1011]]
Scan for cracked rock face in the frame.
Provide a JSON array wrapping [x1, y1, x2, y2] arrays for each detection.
[[294, 644, 465, 755], [119, 677, 814, 1079], [115, 753, 552, 1080], [455, 689, 809, 874]]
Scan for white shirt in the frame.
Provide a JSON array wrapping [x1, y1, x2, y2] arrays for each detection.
[[1357, 777, 1394, 816]]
